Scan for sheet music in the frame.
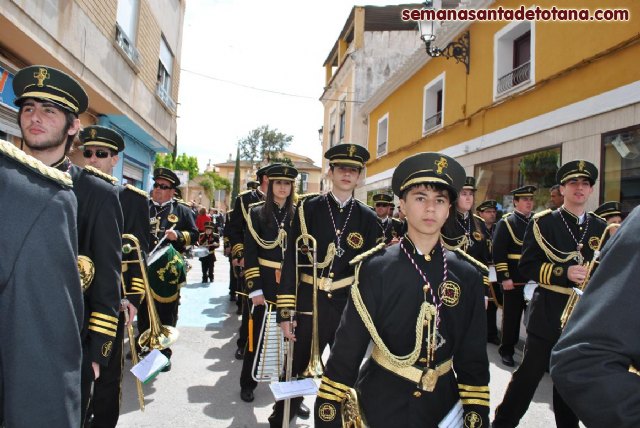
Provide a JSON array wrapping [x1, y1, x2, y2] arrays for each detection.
[[269, 378, 318, 401]]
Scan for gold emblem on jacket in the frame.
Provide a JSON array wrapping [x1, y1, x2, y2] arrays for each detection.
[[102, 341, 113, 357], [167, 214, 179, 223], [438, 281, 461, 307], [318, 403, 337, 421], [78, 255, 95, 292]]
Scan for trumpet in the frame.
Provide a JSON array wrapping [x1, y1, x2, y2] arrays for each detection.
[[560, 223, 621, 328]]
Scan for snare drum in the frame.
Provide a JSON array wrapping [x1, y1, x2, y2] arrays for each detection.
[[147, 244, 186, 302], [192, 246, 210, 258]]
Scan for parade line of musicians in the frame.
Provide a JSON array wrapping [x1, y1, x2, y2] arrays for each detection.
[[1, 64, 639, 428]]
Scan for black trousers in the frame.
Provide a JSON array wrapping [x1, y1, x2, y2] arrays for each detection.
[[200, 254, 214, 282], [239, 302, 266, 390], [80, 342, 94, 427], [499, 286, 527, 358], [136, 296, 179, 360], [268, 290, 348, 427], [87, 312, 125, 428], [487, 283, 502, 340], [228, 257, 241, 311], [493, 332, 579, 428]]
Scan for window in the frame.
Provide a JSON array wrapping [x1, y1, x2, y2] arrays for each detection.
[[299, 172, 309, 192], [423, 73, 445, 135], [474, 147, 560, 213], [602, 125, 640, 214], [115, 0, 140, 67], [377, 114, 388, 157], [339, 100, 346, 141], [157, 36, 176, 110], [329, 109, 337, 147], [494, 21, 534, 98]]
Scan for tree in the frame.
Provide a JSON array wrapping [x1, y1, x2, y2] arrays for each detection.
[[200, 171, 231, 205], [153, 153, 199, 180], [238, 125, 293, 168], [231, 146, 241, 206]]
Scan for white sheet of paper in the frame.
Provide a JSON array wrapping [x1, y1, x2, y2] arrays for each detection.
[[439, 400, 463, 427], [130, 349, 169, 383], [269, 378, 318, 401], [488, 265, 497, 283]]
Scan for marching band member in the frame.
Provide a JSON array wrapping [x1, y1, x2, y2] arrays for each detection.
[[143, 168, 198, 371], [227, 167, 270, 360], [73, 125, 150, 427], [493, 160, 607, 428], [492, 186, 536, 368], [198, 221, 220, 283], [477, 199, 501, 346], [551, 206, 639, 427], [271, 144, 379, 427], [372, 192, 403, 245], [314, 152, 490, 427], [593, 200, 623, 227], [239, 165, 298, 403], [0, 140, 83, 427], [13, 65, 123, 425]]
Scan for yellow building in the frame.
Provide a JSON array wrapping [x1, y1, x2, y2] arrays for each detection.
[[320, 4, 422, 192], [361, 0, 640, 214], [213, 150, 322, 208], [0, 0, 185, 189]]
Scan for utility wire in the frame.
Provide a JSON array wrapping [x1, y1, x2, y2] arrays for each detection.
[[181, 68, 362, 103]]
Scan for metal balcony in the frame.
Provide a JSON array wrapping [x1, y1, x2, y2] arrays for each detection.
[[497, 61, 530, 94]]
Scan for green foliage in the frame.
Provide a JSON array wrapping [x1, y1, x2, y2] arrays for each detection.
[[154, 153, 199, 180], [199, 171, 231, 205], [519, 150, 560, 188], [238, 125, 293, 166]]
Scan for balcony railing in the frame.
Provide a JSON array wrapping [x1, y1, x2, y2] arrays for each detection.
[[497, 61, 530, 94], [115, 24, 141, 69], [424, 111, 442, 133], [156, 84, 177, 111]]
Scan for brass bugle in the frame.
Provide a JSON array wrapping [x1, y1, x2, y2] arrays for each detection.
[[560, 222, 621, 328]]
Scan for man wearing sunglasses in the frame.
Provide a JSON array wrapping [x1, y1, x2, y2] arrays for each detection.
[[13, 65, 123, 426], [145, 168, 198, 371], [372, 192, 403, 245], [73, 125, 150, 428]]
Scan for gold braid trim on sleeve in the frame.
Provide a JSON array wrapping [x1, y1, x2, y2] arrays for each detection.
[[350, 262, 431, 369]]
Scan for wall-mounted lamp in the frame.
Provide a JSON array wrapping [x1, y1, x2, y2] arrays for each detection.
[[318, 126, 324, 143], [417, 1, 470, 74]]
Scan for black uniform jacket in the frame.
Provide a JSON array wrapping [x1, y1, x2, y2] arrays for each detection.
[[197, 232, 220, 261], [518, 207, 606, 342], [0, 144, 83, 427], [243, 202, 292, 303], [277, 193, 379, 322], [119, 184, 150, 308], [493, 211, 530, 284], [550, 206, 638, 428], [57, 158, 123, 366], [376, 216, 404, 245], [227, 189, 264, 259], [315, 238, 490, 427], [149, 199, 199, 253]]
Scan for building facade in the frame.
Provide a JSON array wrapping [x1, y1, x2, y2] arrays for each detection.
[[360, 0, 639, 215], [0, 0, 185, 190], [319, 4, 422, 192]]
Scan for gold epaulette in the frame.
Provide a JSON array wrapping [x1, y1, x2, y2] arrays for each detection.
[[349, 242, 386, 266], [474, 214, 486, 223], [533, 208, 552, 220], [453, 248, 489, 274], [249, 200, 265, 209], [502, 212, 512, 218], [84, 165, 118, 184], [0, 139, 72, 187], [239, 189, 252, 196], [177, 199, 190, 207], [125, 184, 149, 198], [392, 217, 403, 224], [298, 192, 319, 201]]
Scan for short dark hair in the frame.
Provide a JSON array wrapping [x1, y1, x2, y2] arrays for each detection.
[[329, 164, 362, 173], [550, 184, 561, 192]]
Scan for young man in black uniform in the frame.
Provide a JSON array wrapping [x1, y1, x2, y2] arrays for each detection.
[[372, 192, 403, 245], [14, 65, 124, 425], [551, 205, 640, 427], [0, 140, 84, 428], [272, 143, 379, 427], [227, 167, 271, 360], [239, 165, 298, 402], [492, 186, 536, 368], [314, 152, 490, 427], [74, 125, 150, 427], [493, 160, 607, 428], [477, 199, 502, 346], [593, 200, 623, 226], [144, 168, 198, 370]]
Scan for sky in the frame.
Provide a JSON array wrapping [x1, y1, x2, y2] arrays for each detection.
[[175, 0, 410, 172]]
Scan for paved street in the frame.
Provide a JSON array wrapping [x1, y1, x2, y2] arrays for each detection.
[[118, 248, 559, 427]]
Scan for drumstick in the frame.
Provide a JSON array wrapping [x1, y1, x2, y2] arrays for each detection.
[[149, 225, 176, 258]]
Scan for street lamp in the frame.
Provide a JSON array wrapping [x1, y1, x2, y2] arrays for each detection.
[[318, 126, 324, 143], [417, 1, 470, 74]]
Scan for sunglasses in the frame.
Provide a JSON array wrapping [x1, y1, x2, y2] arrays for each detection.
[[153, 183, 173, 190], [82, 149, 112, 159]]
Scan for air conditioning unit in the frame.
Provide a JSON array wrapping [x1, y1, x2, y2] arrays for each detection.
[[611, 134, 639, 160]]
